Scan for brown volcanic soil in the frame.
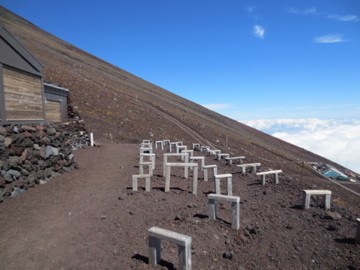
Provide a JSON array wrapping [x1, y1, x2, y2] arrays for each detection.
[[1, 142, 360, 270]]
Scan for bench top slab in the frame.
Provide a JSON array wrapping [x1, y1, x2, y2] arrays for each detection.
[[256, 170, 283, 175], [214, 173, 233, 178], [303, 190, 332, 195], [225, 156, 245, 160], [203, 164, 217, 168], [148, 226, 191, 246], [237, 163, 261, 167], [139, 162, 153, 165], [166, 162, 198, 167], [133, 174, 151, 178], [208, 193, 240, 202], [140, 153, 155, 156], [190, 156, 205, 160]]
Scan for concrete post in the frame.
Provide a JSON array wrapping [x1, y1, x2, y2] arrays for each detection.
[[149, 235, 161, 264], [90, 133, 94, 146]]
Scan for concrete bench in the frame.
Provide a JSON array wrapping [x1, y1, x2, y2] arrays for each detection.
[[356, 219, 360, 244], [169, 141, 183, 152], [142, 140, 151, 144], [203, 165, 217, 181], [208, 194, 240, 229], [176, 145, 187, 154], [192, 143, 200, 150], [140, 153, 155, 170], [217, 153, 230, 161], [155, 140, 164, 150], [148, 226, 192, 269], [189, 156, 205, 170], [163, 153, 189, 177], [141, 142, 152, 149], [256, 170, 282, 185], [163, 139, 170, 145], [302, 190, 332, 211], [237, 163, 261, 174], [225, 156, 246, 165], [165, 163, 198, 194], [132, 174, 151, 191], [214, 174, 233, 196], [139, 162, 153, 175]]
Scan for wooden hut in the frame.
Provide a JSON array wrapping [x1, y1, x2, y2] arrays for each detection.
[[0, 23, 45, 125], [44, 82, 68, 123]]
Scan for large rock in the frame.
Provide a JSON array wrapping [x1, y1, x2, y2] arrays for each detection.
[[46, 146, 59, 158], [4, 137, 12, 147]]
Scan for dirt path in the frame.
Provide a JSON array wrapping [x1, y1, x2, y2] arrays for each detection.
[[1, 142, 360, 270]]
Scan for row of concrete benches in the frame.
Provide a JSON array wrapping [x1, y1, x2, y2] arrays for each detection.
[[134, 140, 360, 270]]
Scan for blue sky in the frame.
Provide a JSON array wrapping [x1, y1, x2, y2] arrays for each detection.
[[2, 0, 360, 172]]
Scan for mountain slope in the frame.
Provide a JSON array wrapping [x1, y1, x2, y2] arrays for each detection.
[[0, 6, 359, 209]]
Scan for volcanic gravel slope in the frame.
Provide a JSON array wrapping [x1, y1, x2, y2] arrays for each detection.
[[0, 142, 359, 270]]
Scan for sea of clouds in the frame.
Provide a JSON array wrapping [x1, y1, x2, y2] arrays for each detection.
[[241, 118, 360, 174]]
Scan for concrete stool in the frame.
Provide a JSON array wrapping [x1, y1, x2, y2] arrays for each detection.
[[203, 165, 217, 181], [176, 145, 187, 154], [214, 174, 233, 196], [141, 142, 152, 148], [256, 170, 282, 185], [237, 163, 261, 174], [165, 163, 198, 194], [148, 226, 192, 270], [356, 218, 360, 244], [169, 142, 182, 152], [132, 174, 151, 191], [140, 153, 155, 170], [208, 193, 240, 229], [163, 153, 189, 177], [302, 190, 332, 210], [192, 143, 200, 150], [155, 140, 164, 150], [189, 156, 205, 171], [139, 162, 153, 175], [225, 156, 246, 165]]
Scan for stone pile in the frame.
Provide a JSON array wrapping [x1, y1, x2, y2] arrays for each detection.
[[0, 121, 90, 202]]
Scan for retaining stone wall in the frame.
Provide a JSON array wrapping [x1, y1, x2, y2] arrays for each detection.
[[0, 121, 90, 202]]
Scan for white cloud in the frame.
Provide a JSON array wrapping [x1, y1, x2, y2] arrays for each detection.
[[313, 34, 346, 43], [286, 7, 318, 16], [327, 14, 358, 22], [241, 118, 360, 173], [202, 104, 232, 110], [253, 25, 265, 39]]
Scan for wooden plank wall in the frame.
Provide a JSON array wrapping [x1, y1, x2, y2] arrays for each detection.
[[46, 100, 62, 122], [3, 67, 44, 120]]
